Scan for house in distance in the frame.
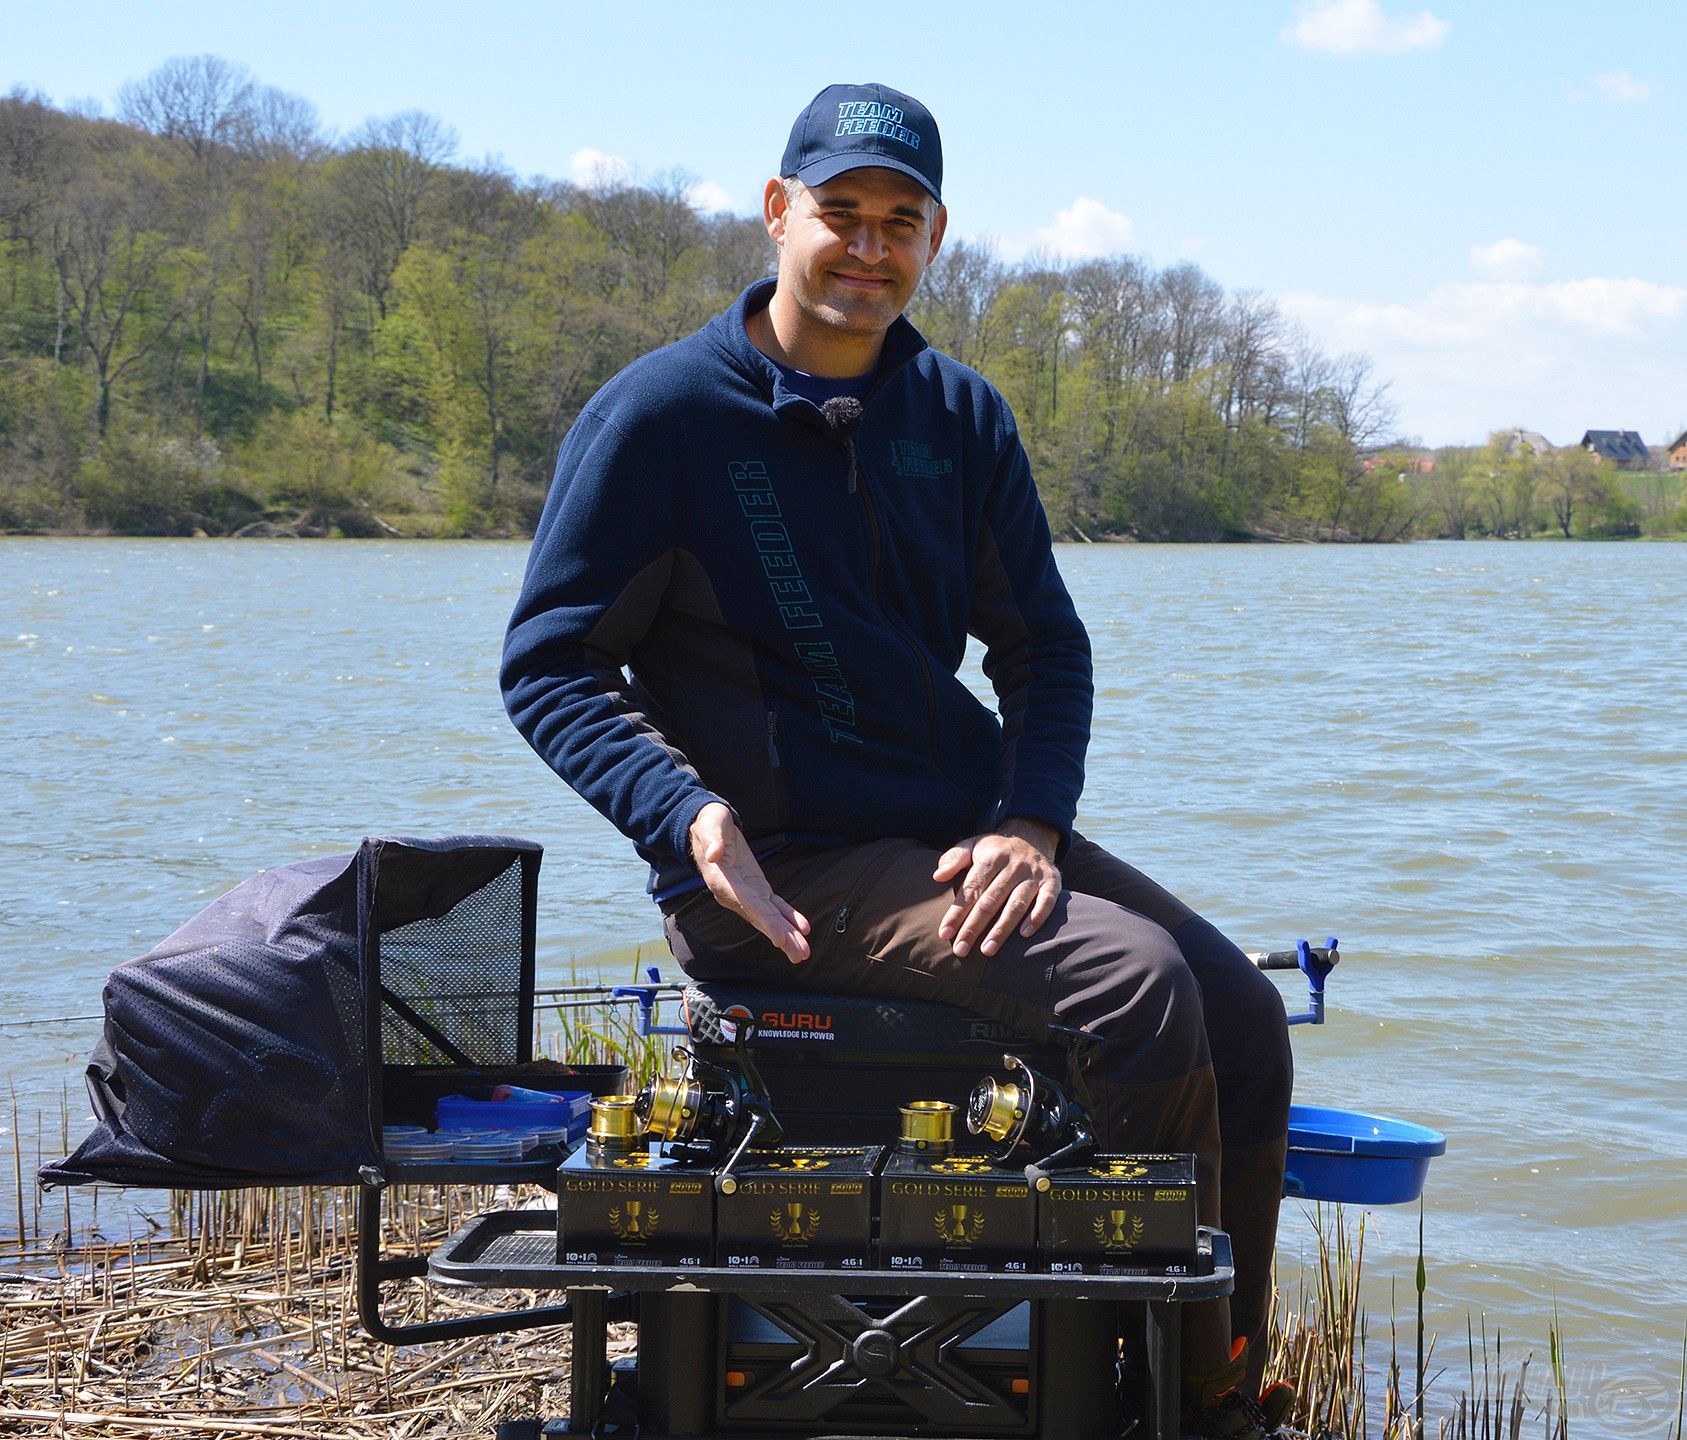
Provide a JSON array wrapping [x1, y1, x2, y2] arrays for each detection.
[[1578, 430, 1653, 469]]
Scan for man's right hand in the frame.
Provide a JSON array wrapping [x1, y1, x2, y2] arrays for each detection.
[[688, 802, 811, 963]]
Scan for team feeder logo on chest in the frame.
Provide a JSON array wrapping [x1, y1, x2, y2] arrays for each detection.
[[728, 461, 862, 746]]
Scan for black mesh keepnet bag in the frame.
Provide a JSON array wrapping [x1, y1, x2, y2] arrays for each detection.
[[40, 835, 539, 1190]]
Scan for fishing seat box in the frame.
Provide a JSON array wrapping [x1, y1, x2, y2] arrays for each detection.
[[681, 982, 1069, 1145], [42, 835, 620, 1193]]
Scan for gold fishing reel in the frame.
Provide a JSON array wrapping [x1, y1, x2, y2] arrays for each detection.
[[633, 1036, 783, 1192], [966, 1057, 1037, 1150], [638, 1068, 706, 1142], [966, 1052, 1095, 1186]]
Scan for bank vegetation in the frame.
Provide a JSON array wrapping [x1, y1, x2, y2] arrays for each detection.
[[4, 60, 1680, 544]]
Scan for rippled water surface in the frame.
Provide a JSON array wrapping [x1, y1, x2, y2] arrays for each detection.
[[4, 538, 1683, 1431]]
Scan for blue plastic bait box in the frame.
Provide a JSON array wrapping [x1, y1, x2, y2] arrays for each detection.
[[436, 1091, 592, 1143], [1284, 1105, 1446, 1205]]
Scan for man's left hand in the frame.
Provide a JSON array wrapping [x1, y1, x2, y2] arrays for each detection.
[[932, 818, 1062, 958]]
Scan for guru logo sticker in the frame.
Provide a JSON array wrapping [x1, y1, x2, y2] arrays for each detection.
[[763, 1155, 832, 1172], [1094, 1208, 1146, 1251], [935, 1203, 986, 1246], [608, 1201, 660, 1243], [770, 1202, 822, 1244]]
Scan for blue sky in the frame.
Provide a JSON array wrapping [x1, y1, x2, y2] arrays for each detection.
[[7, 0, 1684, 447]]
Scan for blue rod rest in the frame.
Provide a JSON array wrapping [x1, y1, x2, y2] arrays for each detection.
[[1285, 937, 1338, 1026], [610, 965, 690, 1037]]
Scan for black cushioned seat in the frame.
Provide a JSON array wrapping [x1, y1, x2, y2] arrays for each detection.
[[682, 982, 1069, 1147]]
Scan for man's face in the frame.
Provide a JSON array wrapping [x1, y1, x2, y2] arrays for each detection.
[[766, 167, 947, 344]]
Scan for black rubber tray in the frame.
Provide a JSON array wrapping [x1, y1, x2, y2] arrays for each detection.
[[381, 1157, 562, 1186], [428, 1208, 1234, 1302]]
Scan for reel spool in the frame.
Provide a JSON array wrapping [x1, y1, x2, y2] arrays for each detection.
[[586, 1095, 642, 1151], [638, 1068, 709, 1143], [966, 1052, 1096, 1189], [897, 1099, 957, 1157]]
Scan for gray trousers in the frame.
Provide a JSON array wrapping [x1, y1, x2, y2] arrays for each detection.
[[662, 833, 1293, 1374]]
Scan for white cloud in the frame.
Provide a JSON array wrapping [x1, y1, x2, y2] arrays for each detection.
[[1282, 276, 1687, 444], [1290, 277, 1684, 345], [685, 179, 738, 214], [1593, 70, 1654, 104], [1462, 278, 1681, 337], [1282, 0, 1450, 55], [569, 147, 633, 188], [1023, 197, 1135, 260], [1469, 238, 1543, 281]]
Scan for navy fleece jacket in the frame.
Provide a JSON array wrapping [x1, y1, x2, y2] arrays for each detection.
[[502, 280, 1093, 897]]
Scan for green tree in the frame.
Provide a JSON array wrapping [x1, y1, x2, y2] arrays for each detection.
[[246, 409, 400, 534], [1423, 447, 1478, 538], [49, 145, 181, 435], [1541, 445, 1605, 538], [0, 358, 97, 528], [3, 72, 1428, 543], [1475, 435, 1540, 538], [330, 110, 455, 323]]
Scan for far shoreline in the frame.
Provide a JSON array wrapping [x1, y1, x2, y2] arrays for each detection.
[[3, 527, 1680, 545]]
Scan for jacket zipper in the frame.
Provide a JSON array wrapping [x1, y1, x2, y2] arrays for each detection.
[[842, 434, 976, 813]]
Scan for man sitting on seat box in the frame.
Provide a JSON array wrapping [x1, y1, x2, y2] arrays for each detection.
[[502, 80, 1294, 1437]]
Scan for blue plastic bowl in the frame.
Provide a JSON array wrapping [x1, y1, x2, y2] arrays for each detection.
[[1283, 1104, 1446, 1205]]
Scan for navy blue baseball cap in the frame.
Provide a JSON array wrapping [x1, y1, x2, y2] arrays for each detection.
[[781, 82, 943, 204]]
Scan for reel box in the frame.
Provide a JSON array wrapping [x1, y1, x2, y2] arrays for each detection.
[[878, 1099, 1035, 1273], [714, 1146, 882, 1270], [556, 1140, 714, 1269], [1038, 1152, 1198, 1275], [878, 1153, 1035, 1273]]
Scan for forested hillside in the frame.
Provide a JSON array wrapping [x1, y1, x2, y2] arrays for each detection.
[[1, 58, 1410, 540]]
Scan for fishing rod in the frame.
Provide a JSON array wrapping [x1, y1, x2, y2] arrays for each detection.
[[1, 941, 1336, 1031]]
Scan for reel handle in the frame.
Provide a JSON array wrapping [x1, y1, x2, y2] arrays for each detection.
[[714, 1108, 769, 1194]]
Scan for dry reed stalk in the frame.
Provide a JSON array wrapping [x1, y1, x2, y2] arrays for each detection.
[[1, 1176, 575, 1438], [8, 1080, 23, 1250], [250, 1347, 340, 1400], [0, 1408, 334, 1437]]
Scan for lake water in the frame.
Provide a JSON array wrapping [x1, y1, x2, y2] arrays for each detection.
[[3, 537, 1683, 1433]]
